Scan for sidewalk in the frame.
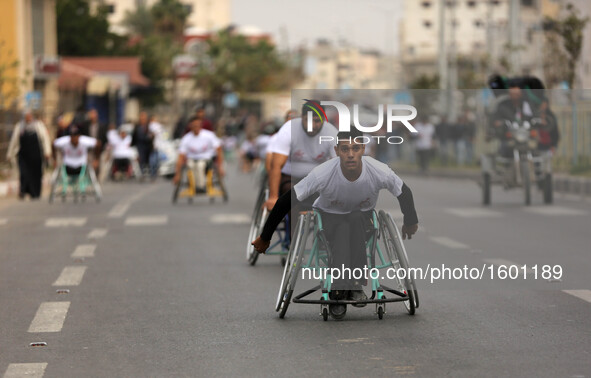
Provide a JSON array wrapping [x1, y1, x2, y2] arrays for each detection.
[[393, 164, 591, 199]]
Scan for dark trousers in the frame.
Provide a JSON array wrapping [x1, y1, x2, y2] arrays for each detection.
[[321, 211, 373, 290], [416, 149, 431, 173]]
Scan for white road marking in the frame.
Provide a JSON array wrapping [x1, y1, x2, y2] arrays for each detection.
[[524, 206, 588, 216], [124, 215, 168, 226], [28, 302, 70, 333], [445, 208, 503, 218], [0, 218, 7, 226], [87, 228, 107, 239], [3, 363, 47, 378], [563, 290, 591, 304], [45, 217, 87, 227], [108, 203, 130, 218], [108, 185, 160, 218], [430, 236, 469, 249], [71, 244, 96, 258], [210, 214, 251, 224], [53, 266, 87, 286]]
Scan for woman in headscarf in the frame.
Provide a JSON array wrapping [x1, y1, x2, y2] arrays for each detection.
[[6, 111, 52, 199]]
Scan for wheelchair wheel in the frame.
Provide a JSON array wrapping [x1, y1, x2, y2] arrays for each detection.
[[247, 187, 268, 265], [482, 173, 491, 205], [88, 167, 102, 203], [172, 167, 186, 204], [378, 211, 417, 315], [276, 212, 309, 318], [543, 173, 553, 204], [48, 169, 59, 204], [521, 160, 531, 206], [213, 165, 229, 203]]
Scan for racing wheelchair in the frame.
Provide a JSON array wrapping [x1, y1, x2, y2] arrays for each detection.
[[275, 209, 418, 321], [172, 159, 228, 204], [48, 164, 102, 203], [246, 186, 290, 266]]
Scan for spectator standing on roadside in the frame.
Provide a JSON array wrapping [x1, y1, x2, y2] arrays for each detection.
[[6, 111, 52, 199], [435, 116, 451, 165], [414, 116, 435, 174]]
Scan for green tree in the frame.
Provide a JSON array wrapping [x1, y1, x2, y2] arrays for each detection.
[[194, 30, 290, 102], [151, 0, 190, 39], [544, 3, 589, 89], [56, 0, 124, 56], [122, 5, 153, 36], [0, 41, 26, 109]]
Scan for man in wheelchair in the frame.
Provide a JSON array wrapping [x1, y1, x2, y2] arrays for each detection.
[[252, 128, 419, 307], [53, 126, 98, 178], [173, 115, 225, 192]]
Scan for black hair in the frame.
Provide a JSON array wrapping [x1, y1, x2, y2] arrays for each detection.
[[187, 115, 201, 125], [336, 128, 365, 145], [69, 126, 81, 136], [301, 99, 325, 121]]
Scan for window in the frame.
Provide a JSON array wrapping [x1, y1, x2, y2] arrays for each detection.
[[467, 0, 477, 7], [105, 4, 115, 14], [522, 0, 535, 7], [423, 20, 433, 28], [474, 19, 483, 28], [421, 1, 431, 7], [184, 4, 193, 13]]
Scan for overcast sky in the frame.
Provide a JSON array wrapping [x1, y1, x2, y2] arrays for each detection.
[[232, 0, 404, 54]]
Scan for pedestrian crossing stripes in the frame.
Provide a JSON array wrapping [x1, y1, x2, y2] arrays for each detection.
[[445, 208, 503, 218], [124, 216, 168, 226], [45, 217, 87, 227], [28, 302, 70, 333], [3, 363, 47, 378], [563, 290, 591, 304], [71, 244, 96, 258]]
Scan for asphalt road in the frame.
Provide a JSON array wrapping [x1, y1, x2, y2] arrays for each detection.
[[1, 165, 590, 377]]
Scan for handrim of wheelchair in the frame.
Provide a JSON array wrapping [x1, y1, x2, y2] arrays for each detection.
[[274, 209, 419, 321], [48, 164, 102, 204]]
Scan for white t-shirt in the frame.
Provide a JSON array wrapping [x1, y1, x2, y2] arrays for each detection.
[[293, 156, 404, 214], [149, 121, 164, 150], [268, 117, 338, 178], [54, 135, 98, 168], [107, 130, 134, 159], [255, 134, 272, 157], [178, 129, 221, 160], [414, 122, 435, 151]]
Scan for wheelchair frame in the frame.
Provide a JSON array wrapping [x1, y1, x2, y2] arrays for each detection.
[[48, 164, 102, 203], [172, 159, 228, 204], [275, 209, 418, 321], [246, 186, 290, 266]]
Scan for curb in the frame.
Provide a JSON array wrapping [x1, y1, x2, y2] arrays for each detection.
[[394, 167, 591, 199]]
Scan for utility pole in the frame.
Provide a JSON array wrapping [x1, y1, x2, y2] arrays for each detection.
[[486, 0, 494, 77], [449, 0, 458, 121], [438, 0, 448, 114], [508, 0, 521, 74]]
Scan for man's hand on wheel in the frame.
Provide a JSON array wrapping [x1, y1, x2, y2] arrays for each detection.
[[217, 165, 225, 177], [173, 173, 180, 185], [252, 236, 270, 254], [401, 224, 418, 240], [264, 196, 278, 211]]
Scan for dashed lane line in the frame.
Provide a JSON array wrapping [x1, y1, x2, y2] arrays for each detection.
[[524, 206, 588, 216], [124, 216, 168, 226], [210, 213, 251, 224], [28, 302, 70, 333], [71, 244, 96, 258], [430, 236, 469, 249], [445, 208, 503, 218], [87, 228, 107, 239], [3, 363, 47, 378], [45, 217, 87, 227], [108, 185, 160, 218], [52, 266, 87, 286]]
